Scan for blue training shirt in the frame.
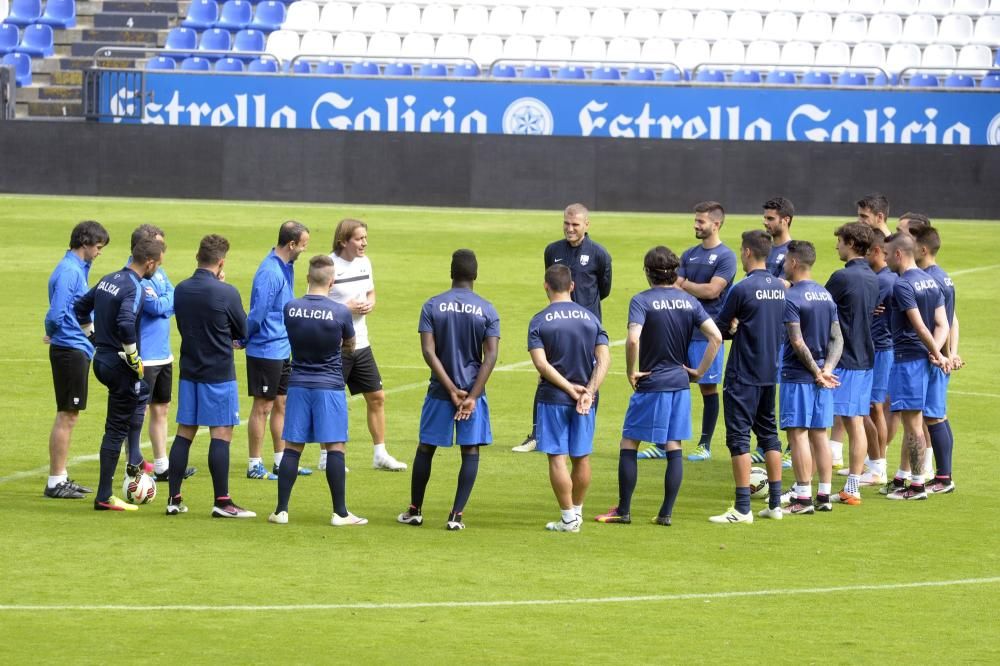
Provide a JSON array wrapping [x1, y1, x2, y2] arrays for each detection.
[[890, 267, 944, 362], [678, 242, 737, 341], [174, 268, 248, 383], [923, 264, 955, 325], [285, 295, 355, 390], [73, 267, 143, 362], [715, 269, 786, 386], [135, 263, 174, 364], [626, 287, 709, 393], [45, 250, 95, 357], [825, 258, 879, 370], [766, 241, 790, 280], [781, 280, 839, 384], [245, 250, 294, 360], [528, 300, 609, 405], [543, 235, 612, 321], [419, 287, 501, 401], [871, 266, 896, 352]]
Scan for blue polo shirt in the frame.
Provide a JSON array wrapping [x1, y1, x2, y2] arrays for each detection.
[[678, 242, 737, 341], [174, 268, 248, 383], [923, 264, 955, 325], [871, 266, 896, 352], [766, 241, 790, 280], [285, 294, 355, 390], [891, 268, 944, 362], [543, 235, 612, 320], [781, 280, 839, 384], [626, 287, 709, 392], [138, 264, 174, 364], [245, 250, 294, 360], [528, 300, 609, 405], [715, 269, 786, 386], [825, 258, 879, 370], [73, 267, 143, 362], [45, 250, 94, 357]]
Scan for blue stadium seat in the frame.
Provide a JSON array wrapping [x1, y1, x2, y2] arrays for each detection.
[[801, 71, 832, 85], [215, 56, 245, 72], [232, 29, 265, 60], [4, 0, 41, 26], [908, 73, 939, 87], [592, 66, 621, 80], [180, 56, 211, 71], [661, 68, 685, 82], [730, 69, 761, 83], [626, 67, 655, 81], [873, 72, 899, 86], [383, 62, 413, 76], [944, 73, 975, 88], [216, 0, 252, 31], [198, 28, 232, 59], [36, 0, 76, 29], [146, 55, 177, 70], [315, 59, 344, 74], [0, 24, 18, 56], [451, 62, 479, 77], [182, 0, 219, 30], [765, 70, 797, 84], [349, 61, 379, 75], [2, 51, 30, 86], [981, 72, 1000, 88], [695, 68, 725, 83], [247, 57, 279, 73], [491, 63, 516, 78], [556, 65, 585, 79], [837, 71, 868, 86], [418, 62, 447, 77], [249, 1, 286, 33], [289, 59, 310, 73], [14, 24, 54, 57], [520, 64, 551, 79], [164, 27, 198, 55]]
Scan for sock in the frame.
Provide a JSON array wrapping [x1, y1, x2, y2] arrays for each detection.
[[797, 482, 812, 499], [410, 447, 434, 509], [698, 393, 719, 450], [560, 508, 576, 523], [126, 422, 144, 466], [274, 450, 284, 469], [894, 467, 910, 481], [167, 435, 193, 498], [927, 422, 952, 477], [829, 440, 844, 461], [318, 449, 328, 468], [658, 449, 683, 518], [452, 449, 479, 514], [735, 486, 751, 515], [617, 449, 639, 515], [47, 474, 67, 489], [373, 443, 387, 460], [818, 482, 831, 496], [910, 472, 924, 487], [874, 458, 887, 475], [768, 480, 783, 509], [208, 438, 230, 500], [248, 457, 262, 471], [96, 437, 122, 502], [326, 450, 347, 517], [153, 457, 169, 475], [845, 474, 860, 495], [572, 504, 583, 517], [275, 448, 300, 513]]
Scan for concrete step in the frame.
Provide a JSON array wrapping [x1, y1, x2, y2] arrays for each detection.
[[101, 0, 180, 13], [27, 99, 84, 117], [76, 1, 104, 15], [94, 12, 173, 29], [37, 85, 81, 101], [80, 28, 162, 43], [71, 41, 158, 57], [52, 69, 84, 85], [60, 55, 138, 70]]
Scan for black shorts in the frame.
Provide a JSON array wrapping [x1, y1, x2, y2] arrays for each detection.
[[343, 346, 383, 395], [246, 356, 290, 399], [144, 362, 173, 404], [50, 345, 91, 412]]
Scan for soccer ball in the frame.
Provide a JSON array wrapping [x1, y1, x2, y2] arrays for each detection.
[[749, 467, 769, 499], [122, 472, 157, 504]]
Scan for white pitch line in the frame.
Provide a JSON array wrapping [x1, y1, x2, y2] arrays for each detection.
[[0, 577, 996, 612], [950, 390, 1000, 399], [950, 264, 1000, 277]]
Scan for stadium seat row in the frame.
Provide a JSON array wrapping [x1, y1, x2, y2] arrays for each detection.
[[1, 0, 74, 29], [147, 53, 484, 76], [2, 49, 31, 86], [0, 22, 54, 57]]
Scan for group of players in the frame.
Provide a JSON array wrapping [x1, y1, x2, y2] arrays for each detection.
[[42, 194, 960, 530]]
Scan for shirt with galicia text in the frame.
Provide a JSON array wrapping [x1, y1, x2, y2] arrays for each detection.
[[781, 280, 839, 384], [73, 267, 143, 360], [284, 294, 355, 390], [678, 242, 737, 341], [528, 300, 610, 406], [825, 258, 879, 370], [923, 264, 955, 325], [174, 268, 248, 383], [890, 268, 944, 362], [871, 266, 897, 352], [715, 269, 786, 386], [766, 241, 790, 280], [543, 235, 612, 321], [626, 287, 709, 392], [419, 288, 500, 401]]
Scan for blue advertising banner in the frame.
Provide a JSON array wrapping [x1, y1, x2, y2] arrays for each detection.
[[100, 72, 1000, 145]]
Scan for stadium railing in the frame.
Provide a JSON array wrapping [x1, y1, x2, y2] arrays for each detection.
[[0, 63, 14, 120]]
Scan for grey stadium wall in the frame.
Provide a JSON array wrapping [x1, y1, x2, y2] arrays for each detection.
[[1, 120, 998, 218]]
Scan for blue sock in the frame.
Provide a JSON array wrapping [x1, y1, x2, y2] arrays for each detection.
[[735, 487, 752, 515], [927, 421, 953, 477], [410, 446, 435, 509], [617, 449, 638, 515], [699, 393, 719, 450], [126, 422, 144, 467], [208, 438, 230, 500], [326, 450, 347, 517], [768, 480, 783, 510], [276, 447, 301, 513], [452, 448, 479, 514], [167, 435, 192, 497], [659, 450, 683, 518], [96, 438, 122, 502]]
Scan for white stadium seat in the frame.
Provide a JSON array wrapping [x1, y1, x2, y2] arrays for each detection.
[[386, 3, 420, 34], [729, 10, 764, 42], [367, 31, 401, 57], [435, 33, 468, 59], [937, 14, 975, 43], [953, 0, 989, 15], [815, 40, 851, 65], [918, 0, 955, 17], [319, 2, 353, 32], [692, 9, 729, 39], [972, 14, 1000, 42], [990, 0, 1000, 14], [780, 0, 816, 13], [797, 11, 834, 42], [884, 0, 919, 14], [833, 12, 869, 43], [554, 6, 591, 37], [265, 29, 300, 63], [537, 35, 572, 60], [745, 39, 782, 64], [333, 30, 367, 56], [353, 2, 386, 34], [763, 11, 799, 42], [780, 39, 816, 64], [502, 34, 537, 60], [468, 34, 502, 66], [709, 38, 745, 64], [659, 9, 695, 41], [639, 37, 676, 63], [420, 3, 454, 34], [849, 0, 885, 15], [572, 36, 606, 61], [0, 0, 8, 23], [521, 6, 557, 37], [675, 38, 711, 69], [300, 29, 334, 56], [922, 42, 957, 67], [590, 7, 626, 39], [746, 0, 779, 10], [283, 1, 320, 33], [886, 42, 922, 70], [956, 43, 993, 67], [400, 32, 434, 58], [851, 40, 886, 66], [453, 5, 488, 35], [868, 13, 904, 42], [607, 36, 641, 61], [901, 13, 938, 44], [624, 8, 660, 39], [487, 5, 521, 36]]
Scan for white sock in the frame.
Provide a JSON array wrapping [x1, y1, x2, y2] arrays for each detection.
[[845, 474, 861, 495], [560, 508, 576, 523], [47, 474, 67, 489], [274, 451, 284, 468], [318, 450, 328, 465], [248, 457, 262, 471], [910, 473, 923, 486], [874, 458, 887, 475], [894, 467, 910, 481], [573, 504, 583, 517], [818, 482, 832, 496], [373, 443, 387, 460], [795, 483, 811, 498], [154, 457, 169, 474], [829, 440, 844, 461]]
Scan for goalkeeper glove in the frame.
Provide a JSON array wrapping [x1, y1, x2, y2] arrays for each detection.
[[119, 343, 144, 379]]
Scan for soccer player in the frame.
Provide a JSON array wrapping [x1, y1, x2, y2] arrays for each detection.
[[269, 255, 365, 526], [825, 222, 879, 506], [709, 230, 786, 524], [656, 201, 736, 464], [323, 218, 407, 471], [857, 193, 892, 237], [528, 264, 610, 532], [596, 247, 721, 526], [882, 233, 950, 501], [896, 212, 931, 236], [863, 232, 896, 487], [245, 221, 311, 480], [167, 235, 254, 518], [397, 250, 500, 531], [763, 197, 794, 284], [513, 203, 611, 453], [779, 241, 843, 515], [43, 220, 109, 499], [73, 236, 165, 511]]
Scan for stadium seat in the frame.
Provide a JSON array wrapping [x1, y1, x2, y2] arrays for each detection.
[[382, 61, 412, 76], [354, 2, 387, 34], [284, 2, 320, 33], [590, 7, 626, 40], [319, 2, 353, 32], [300, 30, 334, 56], [849, 0, 885, 14], [451, 62, 479, 77], [762, 11, 798, 42], [164, 27, 197, 56], [953, 0, 989, 13], [981, 72, 1000, 87], [623, 8, 659, 40], [435, 33, 469, 59], [957, 44, 993, 67], [922, 43, 957, 68], [591, 66, 621, 80], [780, 40, 815, 64], [798, 11, 834, 42], [780, 0, 816, 12], [3, 0, 41, 27], [918, 0, 953, 16], [556, 64, 585, 79], [421, 3, 454, 34], [488, 5, 521, 36], [972, 15, 1000, 43], [182, 0, 219, 30], [832, 12, 868, 43], [265, 29, 300, 64], [180, 56, 211, 71], [661, 66, 686, 82], [232, 29, 265, 60], [349, 60, 379, 75], [745, 40, 781, 64], [145, 55, 176, 70], [502, 34, 536, 60], [554, 6, 590, 37], [626, 66, 656, 81], [216, 0, 252, 31], [908, 72, 939, 85], [944, 73, 976, 87], [851, 41, 886, 67], [660, 9, 695, 41], [333, 31, 367, 57], [572, 36, 606, 61], [289, 60, 311, 74], [731, 68, 762, 83], [37, 0, 76, 29], [537, 35, 571, 60], [607, 37, 641, 61], [417, 62, 447, 77], [314, 59, 343, 74], [215, 56, 245, 72], [14, 23, 53, 57], [400, 32, 433, 57], [639, 37, 675, 63], [367, 31, 401, 58], [0, 24, 18, 56], [837, 70, 869, 84], [691, 9, 728, 40], [675, 38, 710, 70], [695, 68, 726, 82], [868, 13, 903, 42], [765, 69, 798, 84], [709, 38, 744, 64], [468, 34, 501, 66], [490, 63, 516, 77], [198, 28, 232, 59], [520, 64, 551, 79], [454, 5, 488, 35], [873, 71, 900, 84], [2, 51, 30, 86], [815, 40, 851, 66], [802, 70, 833, 83], [886, 42, 921, 71], [0, 0, 7, 23], [247, 57, 279, 73], [901, 13, 938, 44], [250, 1, 286, 33], [938, 14, 975, 44], [728, 10, 763, 42], [884, 0, 919, 13]]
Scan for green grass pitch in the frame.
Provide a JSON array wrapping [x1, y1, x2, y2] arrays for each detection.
[[0, 194, 997, 663]]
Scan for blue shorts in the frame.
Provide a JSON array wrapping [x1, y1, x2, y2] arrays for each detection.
[[870, 350, 893, 404], [923, 366, 949, 419], [622, 390, 692, 444], [536, 402, 596, 457], [282, 386, 348, 444], [779, 382, 834, 430], [177, 379, 240, 427], [889, 358, 930, 412], [832, 368, 874, 417], [687, 340, 724, 385], [419, 395, 492, 447]]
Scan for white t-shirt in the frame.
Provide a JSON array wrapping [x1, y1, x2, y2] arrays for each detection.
[[328, 253, 374, 349]]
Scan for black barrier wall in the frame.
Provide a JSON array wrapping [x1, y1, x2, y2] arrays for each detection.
[[1, 120, 998, 218]]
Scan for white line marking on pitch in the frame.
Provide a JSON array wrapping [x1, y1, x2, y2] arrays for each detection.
[[950, 264, 1000, 277], [0, 577, 996, 612]]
